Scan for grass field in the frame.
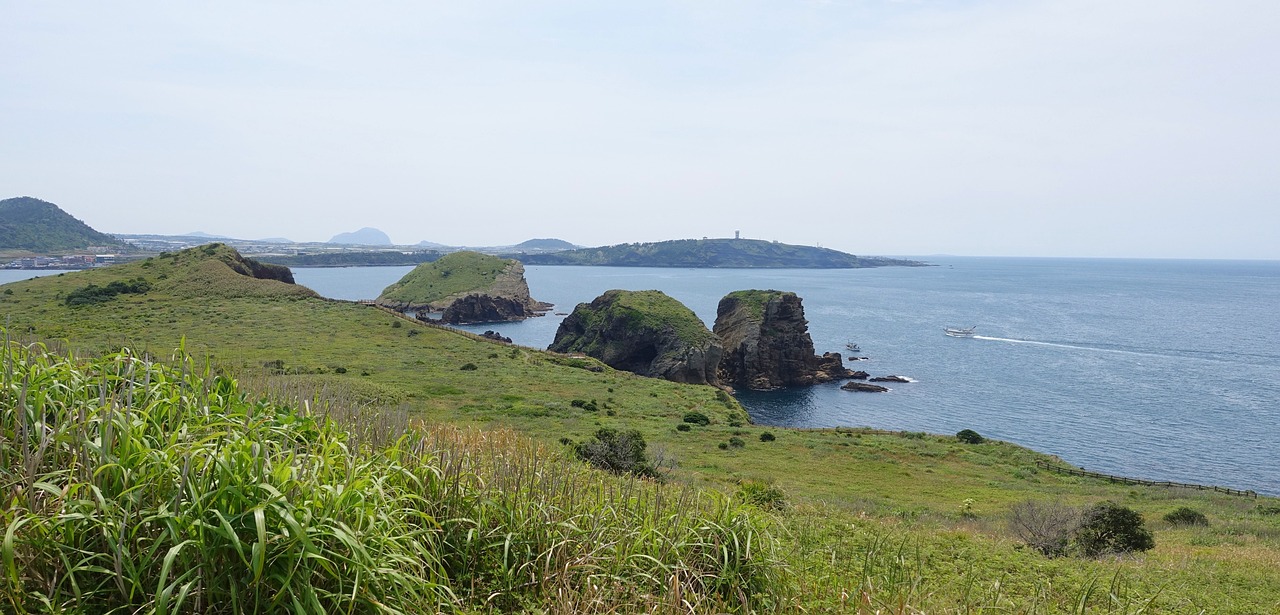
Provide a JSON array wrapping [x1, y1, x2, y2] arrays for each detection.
[[2, 245, 1278, 613]]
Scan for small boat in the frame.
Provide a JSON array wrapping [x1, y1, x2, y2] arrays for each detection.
[[845, 341, 861, 353], [944, 326, 977, 338]]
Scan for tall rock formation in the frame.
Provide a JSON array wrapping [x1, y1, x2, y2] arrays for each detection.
[[714, 290, 853, 390], [549, 290, 722, 385]]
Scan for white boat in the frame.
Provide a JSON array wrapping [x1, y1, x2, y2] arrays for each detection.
[[944, 326, 976, 338], [845, 341, 861, 353]]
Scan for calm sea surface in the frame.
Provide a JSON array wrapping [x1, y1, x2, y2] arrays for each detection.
[[17, 261, 1280, 495], [294, 259, 1280, 495]]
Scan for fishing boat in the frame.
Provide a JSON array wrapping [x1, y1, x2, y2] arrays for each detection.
[[845, 341, 861, 353], [943, 326, 977, 338]]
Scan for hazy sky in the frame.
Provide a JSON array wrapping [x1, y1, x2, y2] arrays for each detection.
[[3, 1, 1277, 258]]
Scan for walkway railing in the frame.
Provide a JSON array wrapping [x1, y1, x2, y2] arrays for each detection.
[[1035, 460, 1257, 498]]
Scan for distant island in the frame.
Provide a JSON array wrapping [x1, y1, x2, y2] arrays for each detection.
[[511, 238, 927, 268]]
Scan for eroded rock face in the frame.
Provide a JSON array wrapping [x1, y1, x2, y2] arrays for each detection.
[[548, 290, 722, 385], [714, 290, 855, 390], [441, 294, 530, 324]]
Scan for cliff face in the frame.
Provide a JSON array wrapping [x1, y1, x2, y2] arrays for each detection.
[[714, 290, 853, 390], [441, 294, 531, 324], [548, 290, 722, 385]]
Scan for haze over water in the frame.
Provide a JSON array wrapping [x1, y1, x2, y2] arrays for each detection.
[[292, 258, 1280, 496]]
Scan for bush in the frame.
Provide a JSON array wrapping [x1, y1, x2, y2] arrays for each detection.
[[570, 399, 599, 412], [459, 363, 478, 371], [956, 429, 985, 444], [682, 411, 711, 426], [676, 424, 691, 432], [1008, 500, 1080, 557], [1163, 506, 1209, 527], [737, 480, 787, 511], [759, 432, 776, 442], [574, 428, 656, 478], [1075, 501, 1154, 557], [728, 437, 745, 449]]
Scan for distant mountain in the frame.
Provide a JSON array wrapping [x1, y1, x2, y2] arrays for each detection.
[[511, 238, 578, 252], [416, 240, 450, 249], [513, 238, 928, 269], [185, 231, 229, 239], [328, 227, 392, 246], [0, 196, 123, 252]]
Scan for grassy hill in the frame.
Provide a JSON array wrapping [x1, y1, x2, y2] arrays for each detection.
[[0, 196, 123, 253], [2, 246, 1278, 613], [377, 250, 519, 308], [513, 238, 926, 268]]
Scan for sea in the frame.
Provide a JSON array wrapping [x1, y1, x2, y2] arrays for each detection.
[[6, 260, 1278, 495]]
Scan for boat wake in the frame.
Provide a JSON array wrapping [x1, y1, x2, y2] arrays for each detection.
[[970, 335, 1277, 365]]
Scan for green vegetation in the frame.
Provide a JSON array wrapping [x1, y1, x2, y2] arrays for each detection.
[[1, 343, 781, 613], [377, 250, 514, 307], [0, 196, 124, 253], [514, 238, 927, 269], [573, 428, 658, 478], [1164, 506, 1210, 527], [1076, 501, 1156, 557], [2, 245, 1279, 613], [561, 289, 717, 349], [956, 428, 986, 444], [721, 289, 785, 320], [63, 277, 152, 306]]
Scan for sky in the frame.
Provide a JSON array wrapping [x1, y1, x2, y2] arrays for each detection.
[[3, 1, 1277, 259]]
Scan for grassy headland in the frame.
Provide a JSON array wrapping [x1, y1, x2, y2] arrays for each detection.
[[2, 245, 1278, 613], [512, 238, 927, 268]]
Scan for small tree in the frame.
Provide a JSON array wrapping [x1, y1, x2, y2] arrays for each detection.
[[1075, 501, 1155, 557], [956, 429, 985, 444], [575, 428, 656, 478], [1008, 500, 1081, 557]]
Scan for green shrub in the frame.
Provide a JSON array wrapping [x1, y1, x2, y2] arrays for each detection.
[[1164, 506, 1209, 527], [574, 428, 656, 478], [676, 424, 692, 432], [759, 432, 776, 442], [728, 436, 746, 449], [683, 411, 711, 426], [737, 480, 787, 511], [956, 429, 985, 444], [460, 362, 478, 371], [1075, 501, 1155, 557], [571, 398, 599, 412]]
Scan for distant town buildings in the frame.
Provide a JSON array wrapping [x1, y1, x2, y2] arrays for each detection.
[[3, 254, 115, 270]]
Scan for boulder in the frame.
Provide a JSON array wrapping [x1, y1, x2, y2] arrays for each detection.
[[842, 381, 890, 393], [714, 290, 856, 390], [549, 290, 722, 385], [870, 375, 912, 383]]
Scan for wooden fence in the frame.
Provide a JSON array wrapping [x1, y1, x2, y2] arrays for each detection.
[[1035, 460, 1257, 498]]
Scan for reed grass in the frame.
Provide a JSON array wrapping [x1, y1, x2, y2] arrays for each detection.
[[0, 336, 788, 614]]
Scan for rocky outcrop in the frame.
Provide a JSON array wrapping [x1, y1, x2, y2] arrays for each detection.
[[548, 290, 722, 385], [480, 330, 513, 343], [842, 381, 889, 393], [377, 251, 550, 322], [442, 294, 531, 324], [714, 290, 855, 390], [870, 375, 912, 383]]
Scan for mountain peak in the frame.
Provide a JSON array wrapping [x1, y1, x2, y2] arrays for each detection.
[[328, 227, 392, 246]]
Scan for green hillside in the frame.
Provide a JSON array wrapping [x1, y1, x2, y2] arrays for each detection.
[[377, 250, 513, 306], [513, 238, 926, 268], [2, 246, 1278, 613], [0, 196, 123, 252]]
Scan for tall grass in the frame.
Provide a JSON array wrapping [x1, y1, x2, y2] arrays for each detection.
[[0, 334, 788, 614]]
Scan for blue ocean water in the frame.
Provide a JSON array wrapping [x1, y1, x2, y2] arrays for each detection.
[[254, 260, 1280, 495]]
